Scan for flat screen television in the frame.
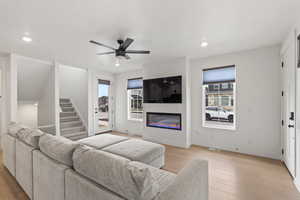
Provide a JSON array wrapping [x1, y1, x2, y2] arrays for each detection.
[[143, 76, 182, 103]]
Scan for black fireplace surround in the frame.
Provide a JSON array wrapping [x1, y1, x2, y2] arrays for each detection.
[[146, 112, 182, 130]]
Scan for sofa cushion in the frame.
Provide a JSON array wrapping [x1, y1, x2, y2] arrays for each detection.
[[17, 128, 44, 148], [73, 145, 159, 200], [78, 134, 128, 149], [16, 139, 35, 199], [8, 122, 26, 137], [39, 134, 79, 167], [129, 161, 176, 194], [102, 139, 165, 165]]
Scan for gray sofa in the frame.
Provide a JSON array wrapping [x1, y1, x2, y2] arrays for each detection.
[[2, 122, 209, 200]]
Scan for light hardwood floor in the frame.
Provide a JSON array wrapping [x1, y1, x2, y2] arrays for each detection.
[[0, 132, 300, 200]]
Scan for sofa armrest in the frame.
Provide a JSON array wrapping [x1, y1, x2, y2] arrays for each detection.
[[158, 159, 208, 200]]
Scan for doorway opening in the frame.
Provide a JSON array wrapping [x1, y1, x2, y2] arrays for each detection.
[[95, 79, 112, 133]]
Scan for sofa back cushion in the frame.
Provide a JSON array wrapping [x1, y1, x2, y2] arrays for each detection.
[[8, 122, 26, 137], [17, 128, 44, 148], [39, 134, 79, 167], [73, 145, 159, 200]]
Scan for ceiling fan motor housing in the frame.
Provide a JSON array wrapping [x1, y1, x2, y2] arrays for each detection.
[[116, 49, 126, 57], [117, 39, 124, 45]]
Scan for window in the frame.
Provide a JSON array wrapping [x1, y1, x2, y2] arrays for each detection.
[[214, 84, 219, 90], [127, 78, 143, 121], [202, 65, 236, 130], [221, 83, 229, 89]]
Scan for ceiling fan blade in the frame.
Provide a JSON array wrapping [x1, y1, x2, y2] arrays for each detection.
[[96, 52, 115, 55], [126, 50, 150, 54], [124, 54, 131, 59], [120, 38, 134, 50], [90, 40, 116, 50]]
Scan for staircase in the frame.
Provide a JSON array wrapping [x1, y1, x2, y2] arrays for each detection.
[[60, 98, 88, 140]]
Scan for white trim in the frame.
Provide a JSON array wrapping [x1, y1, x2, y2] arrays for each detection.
[[127, 119, 143, 122], [92, 72, 115, 134], [294, 178, 300, 192], [60, 64, 88, 72], [54, 61, 61, 136], [127, 88, 144, 121], [69, 97, 88, 129], [295, 27, 300, 188], [0, 57, 6, 149], [8, 54, 18, 122], [202, 80, 237, 131], [15, 54, 52, 66], [87, 69, 94, 136]]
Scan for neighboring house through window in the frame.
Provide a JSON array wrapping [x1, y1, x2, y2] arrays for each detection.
[[202, 65, 236, 130], [127, 78, 143, 121]]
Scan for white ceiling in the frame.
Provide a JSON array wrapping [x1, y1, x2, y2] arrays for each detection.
[[0, 0, 299, 73]]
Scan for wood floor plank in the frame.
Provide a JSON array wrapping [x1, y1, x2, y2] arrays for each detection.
[[0, 132, 299, 200]]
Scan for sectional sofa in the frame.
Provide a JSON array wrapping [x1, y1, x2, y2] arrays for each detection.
[[2, 122, 208, 200]]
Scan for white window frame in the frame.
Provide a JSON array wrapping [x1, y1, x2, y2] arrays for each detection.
[[202, 68, 236, 131], [127, 88, 143, 122]]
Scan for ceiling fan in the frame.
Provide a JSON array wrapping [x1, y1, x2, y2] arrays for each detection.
[[89, 38, 150, 60]]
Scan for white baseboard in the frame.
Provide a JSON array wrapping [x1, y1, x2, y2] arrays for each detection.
[[294, 178, 300, 192]]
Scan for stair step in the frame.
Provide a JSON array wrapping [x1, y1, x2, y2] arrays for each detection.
[[60, 112, 76, 117], [61, 126, 85, 135], [60, 103, 73, 107], [61, 107, 75, 112], [60, 98, 71, 103], [60, 121, 82, 129], [59, 98, 86, 140], [60, 116, 80, 123], [63, 131, 88, 140]]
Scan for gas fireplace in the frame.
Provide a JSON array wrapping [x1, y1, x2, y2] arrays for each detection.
[[146, 112, 181, 130]]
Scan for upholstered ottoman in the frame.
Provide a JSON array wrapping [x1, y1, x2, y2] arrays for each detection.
[[78, 134, 128, 149], [102, 139, 165, 168]]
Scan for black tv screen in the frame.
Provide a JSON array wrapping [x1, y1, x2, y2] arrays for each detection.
[[143, 76, 182, 103]]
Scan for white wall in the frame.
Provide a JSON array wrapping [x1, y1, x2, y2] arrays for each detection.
[[114, 47, 281, 157], [0, 58, 4, 146], [114, 61, 192, 147], [59, 65, 88, 127], [114, 69, 144, 136], [17, 101, 38, 128], [190, 45, 281, 159], [0, 56, 9, 149], [0, 67, 2, 134], [7, 54, 18, 123], [143, 58, 191, 148], [16, 56, 54, 127], [38, 66, 55, 126]]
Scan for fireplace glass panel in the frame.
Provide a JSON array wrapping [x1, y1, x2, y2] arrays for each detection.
[[146, 112, 181, 130]]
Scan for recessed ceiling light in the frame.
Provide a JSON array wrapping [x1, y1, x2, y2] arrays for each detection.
[[201, 41, 208, 48], [22, 36, 32, 43], [115, 58, 120, 67]]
